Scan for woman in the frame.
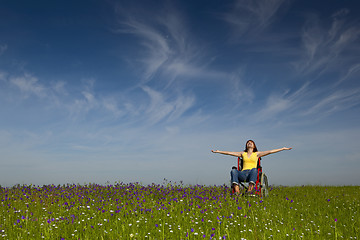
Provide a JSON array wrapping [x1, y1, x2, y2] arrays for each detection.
[[212, 140, 292, 194]]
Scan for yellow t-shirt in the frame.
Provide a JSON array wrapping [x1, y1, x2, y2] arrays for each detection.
[[241, 152, 258, 170]]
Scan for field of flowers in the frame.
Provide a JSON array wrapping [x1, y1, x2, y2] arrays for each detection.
[[0, 181, 359, 239]]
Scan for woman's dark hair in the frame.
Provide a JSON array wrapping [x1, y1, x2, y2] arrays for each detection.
[[244, 140, 258, 152]]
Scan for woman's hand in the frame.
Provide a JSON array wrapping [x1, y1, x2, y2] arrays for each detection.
[[211, 150, 218, 153], [282, 147, 292, 150]]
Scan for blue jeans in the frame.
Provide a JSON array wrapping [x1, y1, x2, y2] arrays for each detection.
[[230, 168, 258, 185]]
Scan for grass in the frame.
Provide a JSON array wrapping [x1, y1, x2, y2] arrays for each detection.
[[0, 181, 359, 239]]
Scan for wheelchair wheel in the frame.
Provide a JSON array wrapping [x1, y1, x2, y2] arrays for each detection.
[[260, 173, 269, 197]]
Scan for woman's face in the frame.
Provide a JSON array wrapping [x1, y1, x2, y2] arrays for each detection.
[[246, 141, 255, 149]]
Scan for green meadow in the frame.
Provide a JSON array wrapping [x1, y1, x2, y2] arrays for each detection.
[[0, 182, 359, 239]]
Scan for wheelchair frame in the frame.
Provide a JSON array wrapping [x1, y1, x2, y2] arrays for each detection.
[[231, 157, 269, 197]]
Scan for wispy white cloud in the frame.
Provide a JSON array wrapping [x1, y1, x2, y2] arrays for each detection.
[[222, 0, 287, 37], [167, 93, 195, 122], [228, 70, 255, 106], [251, 83, 308, 122], [119, 19, 170, 81], [0, 70, 7, 81], [0, 44, 7, 56], [334, 63, 360, 87], [246, 8, 360, 123], [141, 85, 174, 124], [1, 67, 196, 127], [9, 73, 47, 98], [2, 72, 120, 121], [2, 71, 70, 106], [253, 78, 360, 123], [66, 80, 106, 119], [296, 8, 360, 75], [302, 88, 360, 117], [141, 85, 195, 124], [52, 81, 68, 95], [114, 2, 208, 87], [102, 97, 123, 118], [258, 94, 292, 119], [112, 2, 223, 126]]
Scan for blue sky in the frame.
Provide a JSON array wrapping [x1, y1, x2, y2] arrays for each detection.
[[1, 0, 360, 187]]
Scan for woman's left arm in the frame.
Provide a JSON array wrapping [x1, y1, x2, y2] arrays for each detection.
[[257, 147, 292, 158]]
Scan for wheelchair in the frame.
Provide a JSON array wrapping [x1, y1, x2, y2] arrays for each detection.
[[231, 157, 269, 197]]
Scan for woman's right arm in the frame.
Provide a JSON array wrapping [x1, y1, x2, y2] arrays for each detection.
[[212, 150, 243, 157]]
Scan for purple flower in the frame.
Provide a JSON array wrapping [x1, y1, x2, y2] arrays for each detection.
[[335, 218, 338, 222]]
